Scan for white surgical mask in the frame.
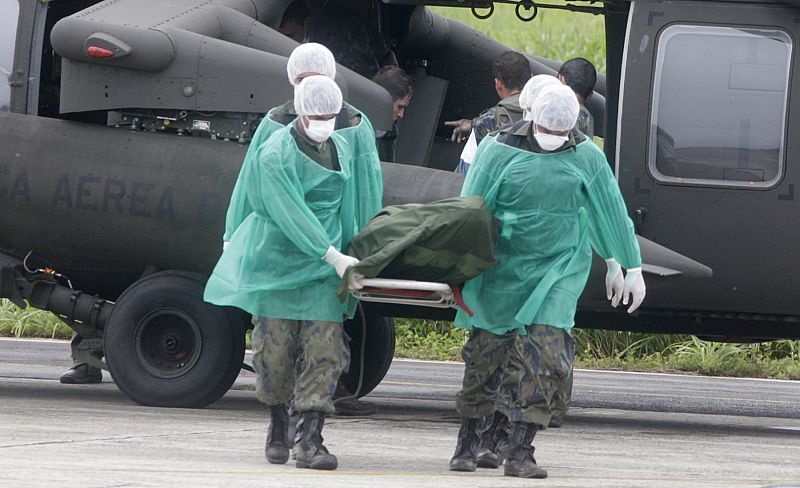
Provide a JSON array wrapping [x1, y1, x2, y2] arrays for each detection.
[[533, 127, 568, 151], [303, 117, 336, 143]]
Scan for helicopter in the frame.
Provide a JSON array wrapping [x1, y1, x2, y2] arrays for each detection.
[[2, 0, 793, 409]]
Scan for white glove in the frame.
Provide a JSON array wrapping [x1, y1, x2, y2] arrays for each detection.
[[223, 241, 230, 250], [622, 267, 646, 313], [323, 246, 363, 290], [605, 258, 624, 308], [348, 272, 364, 291]]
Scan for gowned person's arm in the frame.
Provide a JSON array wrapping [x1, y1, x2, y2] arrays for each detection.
[[459, 139, 504, 210], [258, 147, 333, 259], [584, 152, 641, 271]]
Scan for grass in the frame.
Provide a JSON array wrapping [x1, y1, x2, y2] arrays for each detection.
[[0, 299, 72, 339], [574, 329, 800, 380], [394, 319, 469, 361], [395, 321, 800, 380], [433, 3, 607, 72]]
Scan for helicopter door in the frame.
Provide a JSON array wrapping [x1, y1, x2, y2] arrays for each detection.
[[395, 74, 448, 166], [616, 0, 799, 314]]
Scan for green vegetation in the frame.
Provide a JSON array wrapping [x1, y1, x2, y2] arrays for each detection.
[[0, 299, 71, 339], [575, 329, 800, 380], [395, 321, 800, 380], [433, 4, 607, 72], [394, 319, 469, 361]]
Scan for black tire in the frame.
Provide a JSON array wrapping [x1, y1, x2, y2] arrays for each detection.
[[340, 308, 395, 397], [104, 270, 245, 408]]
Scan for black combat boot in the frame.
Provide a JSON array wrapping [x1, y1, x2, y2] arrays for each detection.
[[504, 422, 547, 478], [265, 405, 290, 464], [476, 411, 510, 469], [494, 413, 511, 464], [448, 417, 481, 472], [293, 411, 338, 470], [59, 364, 102, 384], [288, 409, 300, 460]]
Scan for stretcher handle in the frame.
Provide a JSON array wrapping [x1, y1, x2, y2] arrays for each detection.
[[356, 278, 453, 294]]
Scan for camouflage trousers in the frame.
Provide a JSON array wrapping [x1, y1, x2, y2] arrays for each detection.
[[549, 349, 574, 424], [69, 332, 82, 366], [69, 332, 102, 372], [456, 324, 574, 428], [251, 317, 350, 415]]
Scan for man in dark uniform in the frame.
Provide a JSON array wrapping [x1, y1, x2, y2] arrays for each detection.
[[558, 57, 597, 138], [276, 1, 310, 43], [446, 51, 531, 174], [371, 66, 414, 162]]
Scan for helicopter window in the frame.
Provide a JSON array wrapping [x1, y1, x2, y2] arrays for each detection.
[[648, 25, 791, 188], [0, 0, 19, 112]]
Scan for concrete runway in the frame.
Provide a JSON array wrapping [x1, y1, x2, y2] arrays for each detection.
[[1, 338, 800, 487]]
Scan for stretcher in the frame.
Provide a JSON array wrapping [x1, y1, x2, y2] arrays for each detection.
[[351, 278, 474, 315]]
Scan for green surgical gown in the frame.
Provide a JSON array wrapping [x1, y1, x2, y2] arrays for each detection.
[[204, 124, 359, 322], [455, 136, 641, 334], [223, 103, 382, 242]]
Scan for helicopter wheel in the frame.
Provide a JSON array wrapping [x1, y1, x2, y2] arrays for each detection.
[[339, 310, 395, 397], [104, 270, 245, 408]]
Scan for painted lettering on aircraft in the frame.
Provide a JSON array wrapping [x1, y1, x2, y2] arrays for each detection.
[[129, 182, 154, 218], [0, 164, 31, 204], [198, 192, 223, 225], [76, 175, 101, 211], [102, 179, 125, 213], [51, 174, 72, 208], [154, 187, 175, 221], [11, 168, 30, 203], [51, 174, 180, 221], [3, 166, 224, 225]]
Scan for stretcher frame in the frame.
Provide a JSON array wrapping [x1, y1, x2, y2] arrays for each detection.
[[351, 278, 456, 308]]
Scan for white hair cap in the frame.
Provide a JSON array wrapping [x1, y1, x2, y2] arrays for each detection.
[[532, 84, 580, 131], [286, 43, 336, 85], [294, 75, 343, 117], [519, 74, 561, 111]]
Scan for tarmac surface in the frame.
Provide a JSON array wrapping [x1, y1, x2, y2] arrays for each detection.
[[1, 338, 800, 488]]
